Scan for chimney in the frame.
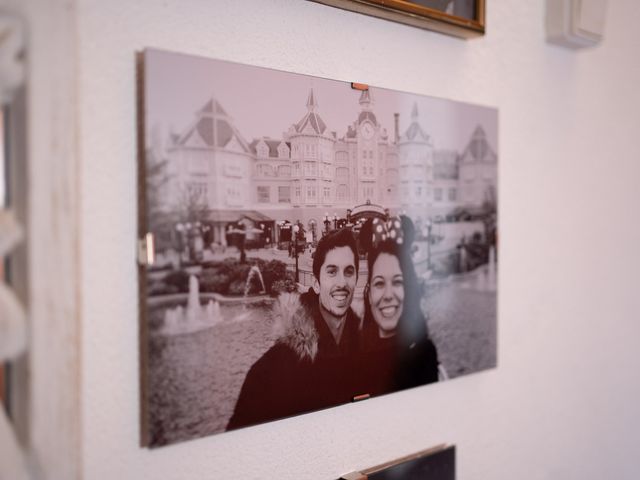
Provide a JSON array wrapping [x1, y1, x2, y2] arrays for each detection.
[[394, 113, 400, 143]]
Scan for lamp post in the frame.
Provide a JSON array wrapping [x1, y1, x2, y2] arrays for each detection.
[[175, 222, 186, 265], [426, 218, 433, 270], [323, 212, 330, 235], [292, 224, 300, 282], [332, 213, 337, 230]]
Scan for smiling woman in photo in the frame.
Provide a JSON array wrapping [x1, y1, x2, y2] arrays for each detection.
[[358, 216, 439, 397]]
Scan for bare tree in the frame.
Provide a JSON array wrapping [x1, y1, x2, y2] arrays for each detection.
[[144, 147, 171, 235]]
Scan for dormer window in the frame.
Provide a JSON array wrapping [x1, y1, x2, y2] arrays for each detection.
[[277, 142, 290, 158], [257, 140, 269, 158]]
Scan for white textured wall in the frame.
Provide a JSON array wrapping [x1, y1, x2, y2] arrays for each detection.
[[78, 1, 640, 479]]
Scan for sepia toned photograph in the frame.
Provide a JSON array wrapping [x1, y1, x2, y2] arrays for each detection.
[[140, 49, 498, 447]]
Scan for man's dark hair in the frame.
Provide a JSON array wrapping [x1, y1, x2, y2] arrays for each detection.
[[312, 228, 359, 280]]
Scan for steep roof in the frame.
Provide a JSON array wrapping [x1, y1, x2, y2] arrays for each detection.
[[359, 89, 372, 107], [293, 89, 328, 135], [358, 111, 378, 126], [461, 126, 497, 163], [401, 103, 430, 143], [175, 97, 250, 152]]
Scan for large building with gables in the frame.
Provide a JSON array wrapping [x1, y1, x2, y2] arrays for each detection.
[[157, 89, 497, 245]]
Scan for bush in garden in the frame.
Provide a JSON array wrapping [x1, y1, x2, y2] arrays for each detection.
[[200, 260, 221, 270], [259, 259, 288, 292], [193, 257, 290, 296], [162, 270, 190, 292], [147, 282, 180, 297], [270, 273, 298, 297], [228, 279, 247, 296], [199, 269, 230, 294], [230, 263, 252, 284], [464, 239, 488, 271]]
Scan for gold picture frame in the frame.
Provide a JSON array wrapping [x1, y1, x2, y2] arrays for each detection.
[[310, 0, 485, 38]]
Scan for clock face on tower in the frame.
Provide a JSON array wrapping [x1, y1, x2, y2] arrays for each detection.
[[361, 122, 374, 139]]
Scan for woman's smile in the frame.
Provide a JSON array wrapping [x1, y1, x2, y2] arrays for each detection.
[[368, 252, 405, 336]]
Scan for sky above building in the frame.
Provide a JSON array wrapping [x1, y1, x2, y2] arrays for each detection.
[[145, 49, 497, 155]]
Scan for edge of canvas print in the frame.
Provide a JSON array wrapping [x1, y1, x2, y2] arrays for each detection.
[[138, 48, 498, 447]]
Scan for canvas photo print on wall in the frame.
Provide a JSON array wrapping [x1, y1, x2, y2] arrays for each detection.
[[140, 49, 498, 447]]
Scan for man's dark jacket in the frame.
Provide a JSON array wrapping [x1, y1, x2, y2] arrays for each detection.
[[226, 290, 361, 431]]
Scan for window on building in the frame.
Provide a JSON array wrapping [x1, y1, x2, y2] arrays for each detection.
[[278, 186, 291, 203], [306, 185, 317, 200], [278, 165, 291, 177], [304, 161, 318, 176], [295, 185, 301, 198], [186, 182, 208, 199], [448, 188, 457, 201], [416, 186, 422, 197], [434, 188, 443, 201], [323, 186, 330, 199], [257, 186, 270, 203]]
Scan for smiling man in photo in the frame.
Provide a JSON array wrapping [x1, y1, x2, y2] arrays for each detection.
[[227, 228, 362, 431]]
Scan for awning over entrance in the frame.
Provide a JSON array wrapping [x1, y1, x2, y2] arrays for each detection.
[[205, 209, 274, 224]]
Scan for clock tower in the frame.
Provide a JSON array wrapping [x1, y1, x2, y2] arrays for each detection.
[[356, 89, 380, 203]]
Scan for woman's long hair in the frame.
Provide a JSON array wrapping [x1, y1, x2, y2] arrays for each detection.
[[361, 235, 428, 349]]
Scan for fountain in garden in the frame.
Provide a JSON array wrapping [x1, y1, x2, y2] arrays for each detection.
[[161, 266, 270, 335], [162, 275, 223, 335], [244, 265, 266, 297], [470, 246, 497, 292]]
